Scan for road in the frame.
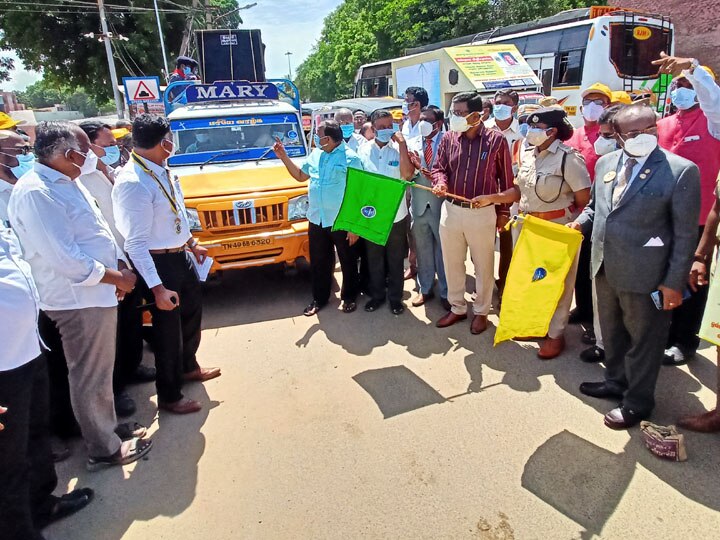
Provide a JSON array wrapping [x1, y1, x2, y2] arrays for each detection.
[[48, 261, 720, 539]]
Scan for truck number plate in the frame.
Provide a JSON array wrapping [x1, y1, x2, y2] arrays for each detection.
[[221, 238, 273, 251]]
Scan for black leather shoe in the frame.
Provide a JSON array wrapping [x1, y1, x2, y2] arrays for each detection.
[[114, 390, 136, 418], [580, 346, 605, 363], [128, 364, 156, 384], [604, 406, 650, 430], [581, 326, 596, 345], [36, 488, 94, 528], [390, 302, 405, 315], [568, 308, 592, 325], [579, 381, 624, 400], [364, 298, 385, 312]]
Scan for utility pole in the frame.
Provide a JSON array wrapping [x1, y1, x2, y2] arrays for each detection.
[[285, 51, 293, 80], [97, 0, 124, 119], [153, 0, 170, 81]]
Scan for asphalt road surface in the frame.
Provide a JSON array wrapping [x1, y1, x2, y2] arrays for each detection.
[[48, 261, 720, 539]]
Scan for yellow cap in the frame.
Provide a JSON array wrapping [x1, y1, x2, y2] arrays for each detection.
[[111, 127, 130, 139], [677, 66, 716, 81], [390, 109, 404, 121], [611, 91, 632, 105], [582, 82, 613, 101], [0, 112, 22, 130]]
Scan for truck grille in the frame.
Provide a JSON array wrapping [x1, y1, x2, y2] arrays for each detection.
[[201, 202, 285, 232]]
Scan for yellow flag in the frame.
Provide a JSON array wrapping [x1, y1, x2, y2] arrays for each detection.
[[699, 258, 720, 346], [495, 215, 583, 345]]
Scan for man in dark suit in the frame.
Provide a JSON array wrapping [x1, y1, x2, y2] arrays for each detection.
[[571, 104, 700, 429]]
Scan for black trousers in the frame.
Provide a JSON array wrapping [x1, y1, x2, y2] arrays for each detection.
[[38, 312, 78, 439], [667, 225, 708, 353], [308, 222, 360, 305], [573, 233, 594, 321], [352, 238, 370, 295], [0, 356, 58, 540], [113, 285, 145, 393], [366, 217, 408, 304], [138, 252, 202, 404]]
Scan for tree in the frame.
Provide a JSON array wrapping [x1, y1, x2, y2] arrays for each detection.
[[0, 56, 14, 83], [295, 0, 607, 101], [0, 1, 245, 102], [17, 80, 115, 117]]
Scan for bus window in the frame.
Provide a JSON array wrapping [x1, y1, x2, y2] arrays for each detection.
[[541, 69, 553, 96], [555, 50, 583, 86], [609, 24, 672, 78]]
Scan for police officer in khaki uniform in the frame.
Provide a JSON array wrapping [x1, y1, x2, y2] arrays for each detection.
[[515, 107, 592, 359]]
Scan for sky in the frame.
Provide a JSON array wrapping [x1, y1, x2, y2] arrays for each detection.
[[2, 0, 343, 92]]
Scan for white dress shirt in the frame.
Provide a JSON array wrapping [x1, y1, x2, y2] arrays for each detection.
[[79, 167, 126, 250], [7, 163, 119, 311], [0, 179, 12, 227], [0, 225, 42, 371], [112, 155, 191, 289], [686, 66, 720, 140], [356, 140, 409, 222], [345, 132, 368, 153], [402, 118, 422, 139], [619, 151, 651, 188]]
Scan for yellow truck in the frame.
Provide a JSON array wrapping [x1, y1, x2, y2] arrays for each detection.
[[164, 80, 310, 275]]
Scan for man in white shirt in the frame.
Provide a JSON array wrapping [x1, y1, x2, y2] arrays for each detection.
[[8, 121, 151, 470], [401, 86, 429, 140], [357, 110, 416, 314], [113, 114, 220, 415], [0, 130, 35, 227], [485, 89, 523, 300], [78, 121, 155, 419], [0, 225, 96, 539], [334, 108, 368, 153]]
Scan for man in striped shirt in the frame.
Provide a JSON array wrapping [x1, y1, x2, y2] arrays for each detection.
[[432, 91, 518, 334]]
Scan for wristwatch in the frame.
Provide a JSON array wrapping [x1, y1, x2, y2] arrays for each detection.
[[187, 238, 198, 249]]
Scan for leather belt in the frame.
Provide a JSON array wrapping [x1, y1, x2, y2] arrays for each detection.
[[149, 246, 185, 254], [528, 208, 569, 221], [448, 198, 475, 209]]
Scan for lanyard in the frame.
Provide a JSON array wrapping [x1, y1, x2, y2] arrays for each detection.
[[132, 152, 179, 215]]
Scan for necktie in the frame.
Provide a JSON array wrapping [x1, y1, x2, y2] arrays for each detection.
[[424, 138, 433, 168], [612, 158, 637, 207]]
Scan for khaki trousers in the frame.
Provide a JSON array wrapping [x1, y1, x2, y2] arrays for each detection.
[[47, 306, 122, 458], [439, 201, 496, 316]]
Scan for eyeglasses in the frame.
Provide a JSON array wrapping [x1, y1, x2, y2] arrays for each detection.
[[0, 145, 32, 155], [619, 126, 656, 139], [582, 98, 606, 106], [599, 132, 616, 139]]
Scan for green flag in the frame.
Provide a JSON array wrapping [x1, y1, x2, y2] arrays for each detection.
[[332, 167, 408, 246]]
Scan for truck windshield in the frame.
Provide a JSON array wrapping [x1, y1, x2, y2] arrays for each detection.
[[168, 113, 306, 166], [609, 23, 672, 79]]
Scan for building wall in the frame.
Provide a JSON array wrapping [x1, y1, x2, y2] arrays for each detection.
[[609, 1, 720, 73]]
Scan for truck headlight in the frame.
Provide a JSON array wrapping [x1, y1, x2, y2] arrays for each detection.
[[186, 208, 202, 231], [288, 195, 309, 221]]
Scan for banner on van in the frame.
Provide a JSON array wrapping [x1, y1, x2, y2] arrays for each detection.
[[446, 45, 542, 91]]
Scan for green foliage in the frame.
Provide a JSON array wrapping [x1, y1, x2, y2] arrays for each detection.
[[295, 0, 607, 101], [17, 80, 114, 118], [0, 56, 14, 83], [0, 1, 244, 102]]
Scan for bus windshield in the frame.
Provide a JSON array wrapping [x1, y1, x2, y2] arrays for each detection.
[[168, 113, 306, 166], [609, 23, 672, 79]]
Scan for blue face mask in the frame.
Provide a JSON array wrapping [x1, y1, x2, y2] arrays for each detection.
[[519, 123, 530, 138], [340, 124, 355, 139], [392, 122, 400, 132], [670, 87, 697, 110], [314, 134, 329, 148], [493, 104, 514, 121], [183, 66, 192, 76], [99, 145, 121, 166], [1, 152, 35, 180], [375, 128, 395, 143]]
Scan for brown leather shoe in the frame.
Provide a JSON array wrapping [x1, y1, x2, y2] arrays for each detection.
[[158, 397, 202, 414], [677, 410, 720, 432], [537, 336, 565, 360], [184, 367, 222, 382], [470, 314, 488, 335], [411, 292, 434, 307], [403, 267, 417, 281], [436, 311, 467, 328]]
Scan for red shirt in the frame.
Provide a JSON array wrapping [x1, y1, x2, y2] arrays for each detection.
[[432, 125, 514, 214], [658, 107, 720, 225], [567, 123, 600, 182]]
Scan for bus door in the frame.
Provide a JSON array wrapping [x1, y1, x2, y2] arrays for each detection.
[[525, 54, 555, 96]]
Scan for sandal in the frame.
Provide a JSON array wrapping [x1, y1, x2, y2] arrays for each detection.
[[303, 301, 322, 316], [115, 422, 148, 441], [86, 437, 153, 472], [342, 301, 357, 313]]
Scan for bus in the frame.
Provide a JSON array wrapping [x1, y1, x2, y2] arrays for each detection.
[[354, 7, 674, 125]]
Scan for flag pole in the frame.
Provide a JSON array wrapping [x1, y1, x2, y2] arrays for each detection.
[[408, 183, 484, 205]]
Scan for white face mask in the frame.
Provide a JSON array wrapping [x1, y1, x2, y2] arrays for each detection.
[[622, 133, 658, 158], [582, 102, 605, 122], [68, 149, 98, 175], [418, 120, 433, 138], [450, 112, 478, 133], [525, 127, 550, 147], [162, 139, 176, 158], [594, 135, 618, 156]]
